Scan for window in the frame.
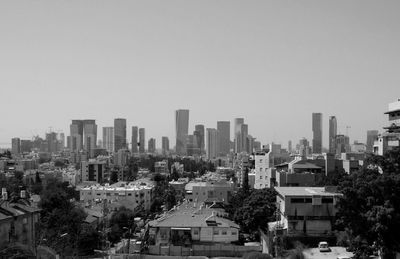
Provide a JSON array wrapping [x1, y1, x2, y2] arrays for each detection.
[[128, 193, 132, 196], [193, 229, 199, 235], [260, 176, 262, 179], [213, 229, 219, 235], [232, 231, 237, 235], [322, 197, 333, 203], [222, 230, 227, 235]]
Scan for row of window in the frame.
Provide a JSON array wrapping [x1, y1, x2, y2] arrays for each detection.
[[212, 229, 237, 236], [290, 197, 334, 203]]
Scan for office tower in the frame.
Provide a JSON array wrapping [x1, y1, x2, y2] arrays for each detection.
[[114, 118, 127, 152], [246, 135, 254, 154], [217, 121, 230, 156], [234, 118, 244, 153], [46, 132, 58, 153], [70, 120, 84, 151], [254, 141, 261, 152], [187, 135, 200, 156], [206, 128, 218, 160], [329, 116, 337, 154], [11, 138, 21, 154], [175, 109, 189, 155], [162, 136, 169, 155], [288, 140, 292, 153], [59, 133, 65, 150], [312, 113, 323, 154], [366, 130, 379, 152], [66, 136, 71, 149], [21, 140, 33, 153], [240, 124, 248, 153], [131, 126, 138, 153], [148, 138, 156, 153], [335, 135, 350, 155], [194, 124, 205, 153], [102, 127, 114, 153], [299, 138, 311, 157], [83, 120, 97, 156], [139, 128, 145, 153]]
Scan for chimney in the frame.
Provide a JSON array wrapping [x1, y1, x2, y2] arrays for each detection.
[[20, 190, 26, 199], [2, 188, 8, 201]]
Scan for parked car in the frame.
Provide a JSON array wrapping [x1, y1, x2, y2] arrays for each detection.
[[318, 241, 331, 252]]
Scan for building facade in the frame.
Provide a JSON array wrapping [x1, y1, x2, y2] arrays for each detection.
[[131, 126, 138, 153], [102, 127, 114, 153], [139, 128, 145, 153], [329, 116, 337, 154], [312, 113, 322, 154], [217, 121, 230, 156], [114, 118, 127, 152], [206, 128, 218, 160], [175, 109, 189, 156]]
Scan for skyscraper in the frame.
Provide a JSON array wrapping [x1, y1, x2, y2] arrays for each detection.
[[194, 124, 205, 154], [366, 130, 379, 153], [234, 118, 244, 153], [240, 124, 248, 153], [131, 126, 138, 153], [139, 128, 145, 153], [217, 121, 230, 156], [46, 132, 58, 153], [162, 136, 169, 155], [70, 120, 84, 151], [312, 113, 323, 154], [148, 138, 156, 153], [11, 138, 21, 154], [59, 133, 65, 150], [329, 116, 337, 154], [206, 128, 218, 160], [83, 120, 97, 156], [288, 140, 292, 153], [114, 118, 127, 152], [102, 127, 114, 153], [175, 109, 189, 155]]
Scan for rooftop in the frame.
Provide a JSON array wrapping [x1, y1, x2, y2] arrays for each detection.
[[275, 187, 341, 197]]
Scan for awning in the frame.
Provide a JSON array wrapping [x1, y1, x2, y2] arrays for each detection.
[[171, 227, 191, 231]]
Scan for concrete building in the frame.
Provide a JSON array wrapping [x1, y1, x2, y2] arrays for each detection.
[[187, 135, 200, 156], [194, 124, 205, 154], [131, 126, 138, 153], [176, 109, 189, 156], [335, 135, 350, 156], [329, 116, 337, 154], [70, 120, 84, 151], [155, 160, 169, 174], [162, 136, 169, 155], [83, 120, 97, 157], [254, 151, 274, 189], [312, 113, 323, 154], [374, 99, 400, 155], [11, 138, 21, 155], [274, 186, 342, 236], [114, 118, 127, 152], [148, 138, 156, 153], [366, 130, 378, 153], [102, 127, 114, 153], [217, 121, 230, 156], [298, 138, 311, 158], [185, 179, 234, 204], [206, 128, 218, 160], [79, 180, 154, 211], [20, 140, 33, 153], [139, 128, 145, 153], [0, 201, 41, 254], [81, 160, 107, 183], [234, 118, 244, 153]]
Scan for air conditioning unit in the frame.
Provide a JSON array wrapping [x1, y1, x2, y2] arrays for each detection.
[[312, 196, 322, 205]]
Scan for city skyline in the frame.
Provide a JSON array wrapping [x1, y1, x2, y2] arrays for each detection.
[[0, 0, 399, 148]]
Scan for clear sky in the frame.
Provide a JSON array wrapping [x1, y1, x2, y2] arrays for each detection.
[[0, 0, 399, 149]]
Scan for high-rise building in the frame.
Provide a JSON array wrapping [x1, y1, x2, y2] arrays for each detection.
[[139, 128, 145, 153], [288, 140, 292, 153], [299, 138, 311, 157], [83, 120, 97, 156], [366, 130, 378, 153], [59, 133, 65, 150], [21, 140, 33, 153], [312, 113, 323, 154], [186, 135, 200, 156], [131, 126, 138, 153], [217, 121, 230, 156], [246, 135, 254, 154], [11, 138, 21, 154], [329, 116, 337, 154], [114, 118, 127, 152], [240, 124, 248, 153], [335, 135, 350, 155], [148, 138, 156, 153], [175, 109, 189, 155], [102, 127, 114, 153], [194, 124, 205, 154], [206, 128, 218, 160], [70, 120, 84, 151], [46, 132, 58, 153], [162, 136, 169, 155], [234, 118, 244, 153]]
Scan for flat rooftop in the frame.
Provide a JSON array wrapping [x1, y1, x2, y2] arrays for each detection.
[[275, 187, 341, 197]]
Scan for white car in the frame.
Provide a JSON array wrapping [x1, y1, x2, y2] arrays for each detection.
[[318, 241, 331, 252]]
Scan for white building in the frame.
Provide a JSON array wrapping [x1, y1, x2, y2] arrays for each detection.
[[79, 180, 154, 211], [254, 151, 273, 189], [374, 99, 400, 155]]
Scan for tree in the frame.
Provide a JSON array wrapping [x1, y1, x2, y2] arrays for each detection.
[[336, 148, 400, 259], [108, 206, 136, 244], [110, 170, 118, 184]]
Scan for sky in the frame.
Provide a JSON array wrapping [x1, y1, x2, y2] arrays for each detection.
[[0, 0, 399, 149]]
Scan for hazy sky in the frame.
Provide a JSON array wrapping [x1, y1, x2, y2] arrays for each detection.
[[1, 0, 399, 149]]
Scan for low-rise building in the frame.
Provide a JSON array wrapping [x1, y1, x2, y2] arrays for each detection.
[[81, 160, 107, 183], [374, 99, 400, 155], [185, 179, 234, 204], [147, 203, 239, 247], [155, 160, 169, 174], [79, 180, 154, 211]]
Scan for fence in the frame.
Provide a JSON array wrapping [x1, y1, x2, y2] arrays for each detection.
[[148, 244, 261, 257]]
